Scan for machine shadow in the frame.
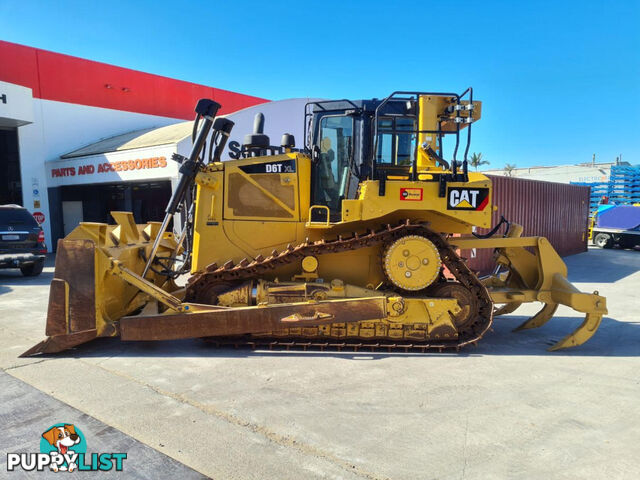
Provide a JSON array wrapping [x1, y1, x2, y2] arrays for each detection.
[[472, 315, 640, 357], [564, 249, 640, 283], [40, 314, 638, 360]]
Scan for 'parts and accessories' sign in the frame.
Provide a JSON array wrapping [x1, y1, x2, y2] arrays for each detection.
[[446, 187, 490, 211], [6, 423, 127, 473], [47, 147, 179, 187], [50, 157, 167, 178]]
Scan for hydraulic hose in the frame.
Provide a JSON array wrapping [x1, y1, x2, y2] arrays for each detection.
[[472, 215, 511, 239]]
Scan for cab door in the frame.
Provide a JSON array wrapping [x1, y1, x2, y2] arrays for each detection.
[[311, 115, 355, 221]]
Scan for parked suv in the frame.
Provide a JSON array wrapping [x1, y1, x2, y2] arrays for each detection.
[[0, 205, 47, 276]]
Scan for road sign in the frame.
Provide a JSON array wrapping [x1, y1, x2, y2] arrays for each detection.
[[33, 211, 45, 224]]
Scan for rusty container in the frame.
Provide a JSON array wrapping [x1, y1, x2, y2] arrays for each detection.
[[466, 175, 590, 274]]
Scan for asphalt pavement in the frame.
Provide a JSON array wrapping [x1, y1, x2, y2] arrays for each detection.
[[1, 248, 639, 479]]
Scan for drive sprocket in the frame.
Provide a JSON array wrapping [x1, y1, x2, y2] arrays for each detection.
[[383, 235, 441, 291]]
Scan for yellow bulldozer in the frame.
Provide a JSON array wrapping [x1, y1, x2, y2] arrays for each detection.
[[23, 89, 606, 356]]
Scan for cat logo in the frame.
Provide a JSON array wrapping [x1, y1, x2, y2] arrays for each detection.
[[447, 187, 490, 211]]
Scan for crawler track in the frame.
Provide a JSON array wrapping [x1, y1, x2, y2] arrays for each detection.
[[186, 221, 494, 351]]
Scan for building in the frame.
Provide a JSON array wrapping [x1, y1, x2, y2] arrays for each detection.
[[482, 161, 628, 184], [44, 97, 314, 246], [0, 40, 268, 248]]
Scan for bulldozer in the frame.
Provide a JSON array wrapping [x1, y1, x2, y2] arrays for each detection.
[[23, 89, 607, 356]]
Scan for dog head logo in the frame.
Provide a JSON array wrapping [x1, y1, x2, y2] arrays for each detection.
[[40, 423, 85, 472], [42, 424, 80, 456]]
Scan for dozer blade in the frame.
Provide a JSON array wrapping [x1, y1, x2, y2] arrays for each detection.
[[20, 330, 99, 357], [22, 214, 179, 357], [21, 241, 101, 357]]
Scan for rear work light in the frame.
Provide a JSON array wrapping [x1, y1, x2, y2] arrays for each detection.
[[38, 230, 47, 254]]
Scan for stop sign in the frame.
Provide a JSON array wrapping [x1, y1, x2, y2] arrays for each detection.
[[33, 211, 46, 224]]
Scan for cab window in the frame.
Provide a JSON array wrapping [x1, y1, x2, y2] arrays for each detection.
[[376, 116, 416, 166]]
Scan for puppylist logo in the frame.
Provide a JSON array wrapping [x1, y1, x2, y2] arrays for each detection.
[[6, 423, 127, 473]]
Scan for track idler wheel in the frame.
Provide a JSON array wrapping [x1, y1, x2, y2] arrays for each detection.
[[430, 282, 479, 330], [190, 281, 237, 305]]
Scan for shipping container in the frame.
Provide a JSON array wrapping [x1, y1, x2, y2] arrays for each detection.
[[465, 176, 590, 274]]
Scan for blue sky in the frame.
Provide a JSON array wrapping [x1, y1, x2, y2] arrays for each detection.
[[1, 0, 638, 169]]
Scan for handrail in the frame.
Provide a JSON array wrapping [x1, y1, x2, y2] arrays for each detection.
[[307, 205, 331, 227]]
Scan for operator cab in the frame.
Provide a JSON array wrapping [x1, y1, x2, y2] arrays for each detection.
[[307, 98, 419, 222], [307, 90, 478, 223]]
